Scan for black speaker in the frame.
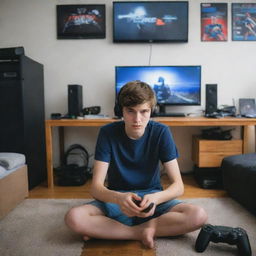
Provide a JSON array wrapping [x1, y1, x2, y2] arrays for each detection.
[[0, 53, 46, 189], [68, 84, 83, 117], [205, 84, 217, 115]]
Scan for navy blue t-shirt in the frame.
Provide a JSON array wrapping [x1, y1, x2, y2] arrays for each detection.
[[94, 120, 178, 191]]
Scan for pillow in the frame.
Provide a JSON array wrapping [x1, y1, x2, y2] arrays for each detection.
[[0, 153, 26, 170]]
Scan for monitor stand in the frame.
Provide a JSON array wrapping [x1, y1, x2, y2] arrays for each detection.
[[154, 104, 186, 117]]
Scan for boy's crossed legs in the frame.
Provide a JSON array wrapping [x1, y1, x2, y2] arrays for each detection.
[[65, 202, 207, 248]]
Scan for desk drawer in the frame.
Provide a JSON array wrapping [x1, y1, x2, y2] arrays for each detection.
[[192, 136, 243, 167]]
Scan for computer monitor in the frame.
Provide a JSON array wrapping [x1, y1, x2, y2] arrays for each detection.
[[113, 1, 189, 43], [115, 66, 201, 114]]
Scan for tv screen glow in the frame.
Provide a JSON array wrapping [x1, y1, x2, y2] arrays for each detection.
[[115, 66, 201, 106], [113, 1, 189, 42]]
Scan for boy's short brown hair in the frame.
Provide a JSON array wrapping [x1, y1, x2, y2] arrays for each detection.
[[118, 80, 156, 110]]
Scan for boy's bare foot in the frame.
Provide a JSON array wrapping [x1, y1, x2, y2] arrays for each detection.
[[83, 235, 91, 241], [141, 227, 155, 249]]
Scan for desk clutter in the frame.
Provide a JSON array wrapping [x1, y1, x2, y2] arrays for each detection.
[[51, 84, 105, 120], [205, 96, 256, 119], [51, 113, 109, 120]]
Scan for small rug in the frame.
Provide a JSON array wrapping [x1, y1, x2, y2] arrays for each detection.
[[0, 198, 255, 256], [0, 199, 87, 256], [156, 197, 256, 256]]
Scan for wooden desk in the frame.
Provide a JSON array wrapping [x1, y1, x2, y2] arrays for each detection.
[[45, 117, 256, 188]]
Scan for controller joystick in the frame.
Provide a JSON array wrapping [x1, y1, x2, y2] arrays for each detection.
[[195, 224, 251, 256], [133, 199, 154, 213]]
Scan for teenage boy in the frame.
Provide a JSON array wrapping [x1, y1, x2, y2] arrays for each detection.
[[65, 81, 207, 248]]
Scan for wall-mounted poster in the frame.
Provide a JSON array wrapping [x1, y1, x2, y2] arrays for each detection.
[[57, 5, 106, 39], [201, 3, 227, 41], [232, 3, 256, 41]]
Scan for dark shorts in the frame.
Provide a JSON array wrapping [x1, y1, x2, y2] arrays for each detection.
[[86, 189, 182, 226]]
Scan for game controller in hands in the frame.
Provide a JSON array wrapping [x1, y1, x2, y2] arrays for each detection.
[[195, 224, 251, 256], [133, 199, 154, 213]]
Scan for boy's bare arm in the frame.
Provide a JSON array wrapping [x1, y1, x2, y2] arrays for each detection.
[[164, 158, 184, 197], [90, 160, 121, 204], [90, 160, 143, 216], [141, 159, 184, 207]]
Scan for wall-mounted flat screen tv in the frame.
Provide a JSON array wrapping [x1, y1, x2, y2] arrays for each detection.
[[113, 1, 189, 43]]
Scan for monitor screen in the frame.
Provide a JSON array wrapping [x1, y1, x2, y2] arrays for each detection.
[[115, 66, 201, 107], [113, 1, 189, 43]]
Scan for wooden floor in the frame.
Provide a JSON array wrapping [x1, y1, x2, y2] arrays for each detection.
[[29, 173, 227, 199], [29, 174, 228, 256]]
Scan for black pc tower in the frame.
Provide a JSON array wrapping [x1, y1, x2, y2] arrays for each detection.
[[0, 47, 46, 189]]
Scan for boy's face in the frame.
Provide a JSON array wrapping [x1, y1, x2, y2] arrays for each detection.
[[122, 102, 151, 140]]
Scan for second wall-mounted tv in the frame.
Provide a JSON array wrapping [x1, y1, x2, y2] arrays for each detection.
[[113, 1, 189, 43]]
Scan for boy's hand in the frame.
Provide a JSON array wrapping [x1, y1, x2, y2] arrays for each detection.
[[133, 199, 154, 213], [136, 192, 160, 217], [118, 192, 143, 217], [118, 192, 158, 218]]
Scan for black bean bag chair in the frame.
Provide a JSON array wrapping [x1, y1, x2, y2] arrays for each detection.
[[221, 153, 256, 215]]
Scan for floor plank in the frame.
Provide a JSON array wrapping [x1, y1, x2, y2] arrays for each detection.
[[81, 240, 154, 256]]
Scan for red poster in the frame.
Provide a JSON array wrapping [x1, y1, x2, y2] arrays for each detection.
[[201, 3, 228, 41]]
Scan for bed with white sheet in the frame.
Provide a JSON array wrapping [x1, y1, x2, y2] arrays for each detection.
[[0, 153, 28, 219]]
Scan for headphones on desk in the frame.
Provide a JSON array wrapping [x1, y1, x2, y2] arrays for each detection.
[[114, 81, 156, 118]]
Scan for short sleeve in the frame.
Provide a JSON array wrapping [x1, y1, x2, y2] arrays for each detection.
[[94, 128, 111, 163], [159, 126, 179, 163]]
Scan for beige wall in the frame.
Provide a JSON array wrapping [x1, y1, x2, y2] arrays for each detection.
[[0, 0, 255, 172]]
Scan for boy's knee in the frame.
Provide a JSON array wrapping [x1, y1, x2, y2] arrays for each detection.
[[192, 206, 208, 228], [65, 207, 81, 230]]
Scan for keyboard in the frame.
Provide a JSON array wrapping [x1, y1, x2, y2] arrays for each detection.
[[153, 113, 186, 117], [243, 114, 256, 118], [83, 114, 109, 119]]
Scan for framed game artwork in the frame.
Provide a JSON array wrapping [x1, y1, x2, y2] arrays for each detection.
[[232, 3, 256, 41], [57, 4, 106, 39], [201, 3, 227, 42]]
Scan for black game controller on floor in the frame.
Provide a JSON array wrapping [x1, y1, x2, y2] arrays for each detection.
[[133, 199, 154, 213], [195, 224, 251, 256]]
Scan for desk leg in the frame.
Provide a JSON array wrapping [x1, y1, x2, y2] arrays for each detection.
[[59, 127, 65, 164], [243, 125, 255, 154], [45, 123, 54, 188]]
